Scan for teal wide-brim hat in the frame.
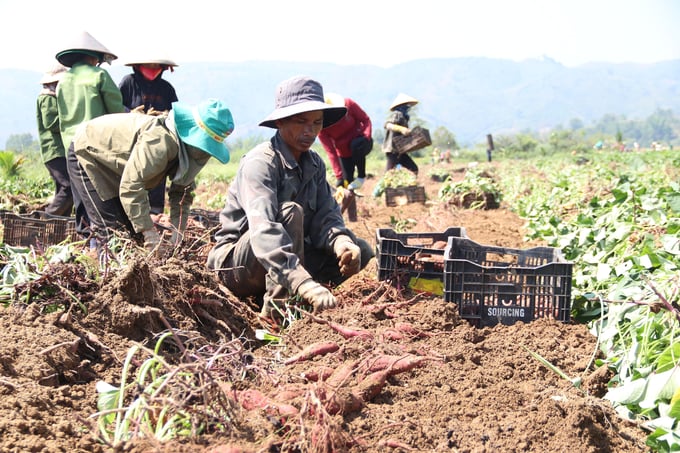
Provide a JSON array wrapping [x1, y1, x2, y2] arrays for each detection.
[[173, 99, 234, 164], [259, 76, 347, 129]]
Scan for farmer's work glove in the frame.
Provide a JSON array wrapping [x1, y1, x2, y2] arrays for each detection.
[[297, 279, 337, 312], [142, 229, 161, 253], [334, 187, 351, 205], [333, 235, 361, 277], [347, 178, 365, 191], [389, 124, 411, 135]]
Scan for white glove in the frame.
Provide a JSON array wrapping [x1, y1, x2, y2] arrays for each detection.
[[347, 178, 365, 191], [333, 236, 361, 277], [297, 280, 337, 312], [142, 229, 161, 252], [142, 228, 173, 257]]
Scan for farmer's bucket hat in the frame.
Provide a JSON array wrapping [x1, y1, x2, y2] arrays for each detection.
[[173, 99, 234, 164], [259, 76, 347, 129]]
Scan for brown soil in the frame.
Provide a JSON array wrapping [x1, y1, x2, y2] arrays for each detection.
[[0, 166, 648, 453]]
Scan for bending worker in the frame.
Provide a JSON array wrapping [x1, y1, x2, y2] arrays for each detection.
[[67, 99, 234, 253], [318, 93, 373, 191]]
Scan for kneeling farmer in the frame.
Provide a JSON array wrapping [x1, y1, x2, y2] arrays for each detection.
[[68, 99, 234, 253], [207, 76, 374, 316]]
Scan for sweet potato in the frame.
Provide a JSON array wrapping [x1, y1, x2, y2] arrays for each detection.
[[380, 328, 405, 341], [275, 384, 306, 401], [327, 321, 374, 340], [378, 439, 415, 450], [323, 386, 363, 415], [301, 365, 335, 382], [303, 310, 374, 340], [231, 388, 299, 416], [321, 367, 395, 415], [283, 341, 339, 365], [394, 322, 430, 338], [354, 369, 390, 402], [326, 359, 359, 388], [358, 354, 438, 377]]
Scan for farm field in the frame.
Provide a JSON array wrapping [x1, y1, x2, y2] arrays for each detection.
[[1, 152, 674, 452]]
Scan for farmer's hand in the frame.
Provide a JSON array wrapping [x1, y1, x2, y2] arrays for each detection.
[[390, 124, 410, 135], [333, 235, 361, 277], [297, 279, 337, 312], [131, 105, 146, 114], [334, 187, 351, 205], [147, 107, 168, 117], [142, 229, 161, 254]]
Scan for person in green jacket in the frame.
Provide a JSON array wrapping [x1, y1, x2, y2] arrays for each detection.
[[36, 62, 72, 216], [55, 31, 126, 149], [55, 31, 127, 236], [67, 99, 233, 255]]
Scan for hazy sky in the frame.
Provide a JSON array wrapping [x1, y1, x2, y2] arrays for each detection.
[[1, 0, 678, 71]]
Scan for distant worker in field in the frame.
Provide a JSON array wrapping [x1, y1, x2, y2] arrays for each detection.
[[382, 93, 419, 175], [318, 93, 372, 222], [67, 99, 233, 255], [36, 63, 73, 216], [119, 55, 179, 115], [207, 75, 374, 317], [318, 93, 373, 191], [440, 148, 451, 164], [431, 147, 440, 164], [56, 30, 126, 235], [119, 55, 180, 216]]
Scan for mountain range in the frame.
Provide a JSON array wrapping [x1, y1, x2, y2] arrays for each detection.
[[2, 57, 679, 149]]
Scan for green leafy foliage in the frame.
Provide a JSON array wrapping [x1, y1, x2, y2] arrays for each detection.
[[431, 126, 458, 150], [496, 149, 680, 451], [0, 150, 25, 179], [372, 168, 417, 197], [437, 166, 502, 209]]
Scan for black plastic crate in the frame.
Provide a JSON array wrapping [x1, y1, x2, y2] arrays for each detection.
[[189, 208, 221, 229], [385, 185, 427, 207], [375, 227, 468, 294], [1, 211, 76, 247], [443, 237, 572, 327]]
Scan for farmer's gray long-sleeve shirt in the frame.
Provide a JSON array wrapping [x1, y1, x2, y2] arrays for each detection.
[[207, 132, 352, 293]]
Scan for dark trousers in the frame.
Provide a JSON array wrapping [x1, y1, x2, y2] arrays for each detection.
[[67, 143, 134, 241], [220, 202, 374, 306], [148, 180, 166, 215], [386, 152, 419, 174], [44, 157, 73, 216], [339, 154, 366, 183]]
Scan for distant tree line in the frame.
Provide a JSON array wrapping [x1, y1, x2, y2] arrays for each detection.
[[5, 133, 38, 154], [488, 108, 679, 155], [4, 108, 678, 154]]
